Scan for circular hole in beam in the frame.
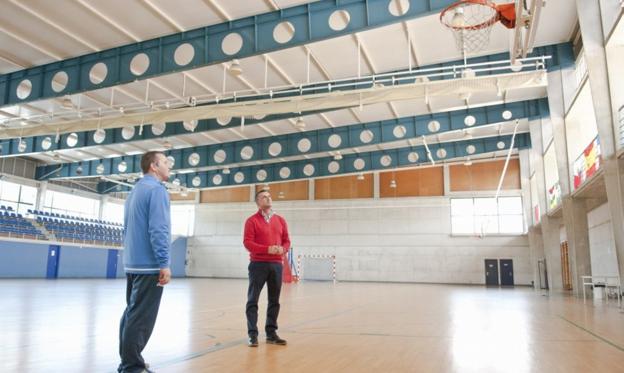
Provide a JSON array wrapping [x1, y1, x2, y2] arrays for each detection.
[[151, 122, 166, 136], [89, 62, 108, 85], [303, 164, 315, 176], [93, 129, 106, 144], [273, 21, 295, 44], [130, 53, 150, 76], [51, 71, 68, 93], [297, 138, 312, 153], [328, 161, 340, 173], [41, 137, 52, 150], [188, 152, 200, 166], [256, 169, 268, 182], [279, 167, 291, 179], [174, 43, 195, 66], [213, 149, 227, 163], [353, 158, 365, 170], [240, 145, 254, 160], [212, 174, 223, 185], [222, 33, 243, 56], [16, 79, 32, 100], [268, 142, 282, 157], [234, 172, 245, 184], [393, 125, 407, 138], [66, 133, 79, 147], [380, 155, 392, 167], [192, 176, 202, 187], [328, 134, 342, 148], [359, 129, 374, 144], [121, 126, 135, 140], [329, 10, 351, 31], [388, 0, 410, 16]]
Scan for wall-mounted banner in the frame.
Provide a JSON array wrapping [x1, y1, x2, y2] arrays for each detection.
[[547, 182, 562, 210], [573, 136, 601, 190], [533, 204, 540, 225]]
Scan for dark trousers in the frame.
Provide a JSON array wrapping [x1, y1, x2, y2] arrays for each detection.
[[118, 274, 163, 373], [246, 261, 283, 337]]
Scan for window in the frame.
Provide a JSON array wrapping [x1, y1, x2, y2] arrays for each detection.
[[0, 180, 37, 215], [43, 190, 100, 219], [171, 204, 195, 237], [103, 201, 124, 224], [451, 197, 524, 235]]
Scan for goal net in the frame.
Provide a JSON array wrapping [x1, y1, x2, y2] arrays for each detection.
[[296, 254, 336, 283]]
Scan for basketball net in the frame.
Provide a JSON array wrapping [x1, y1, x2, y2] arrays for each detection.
[[440, 1, 516, 65]]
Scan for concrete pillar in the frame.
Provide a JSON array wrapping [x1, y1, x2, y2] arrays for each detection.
[[576, 0, 616, 157], [562, 196, 591, 295], [99, 195, 108, 220], [308, 179, 315, 200], [521, 147, 541, 288], [35, 181, 47, 211], [576, 0, 624, 289], [541, 215, 564, 291], [528, 118, 564, 291], [602, 158, 624, 283], [528, 226, 545, 289], [546, 71, 572, 195], [373, 172, 380, 199]]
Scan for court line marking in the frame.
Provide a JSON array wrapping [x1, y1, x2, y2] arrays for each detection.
[[558, 315, 624, 353]]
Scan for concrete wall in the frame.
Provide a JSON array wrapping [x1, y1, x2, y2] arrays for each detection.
[[187, 197, 531, 285], [588, 203, 619, 277]]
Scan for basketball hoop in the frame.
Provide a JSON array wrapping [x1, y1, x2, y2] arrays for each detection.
[[440, 0, 516, 55]]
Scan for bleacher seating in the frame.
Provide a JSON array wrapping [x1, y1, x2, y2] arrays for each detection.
[[0, 210, 47, 240], [28, 209, 123, 246]]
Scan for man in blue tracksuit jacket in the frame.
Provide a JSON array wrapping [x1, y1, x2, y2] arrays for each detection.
[[118, 151, 172, 373]]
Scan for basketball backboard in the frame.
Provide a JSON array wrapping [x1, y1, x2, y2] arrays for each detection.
[[510, 0, 544, 63]]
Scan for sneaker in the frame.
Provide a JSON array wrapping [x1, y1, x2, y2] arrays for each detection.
[[248, 335, 259, 347], [266, 334, 287, 345]]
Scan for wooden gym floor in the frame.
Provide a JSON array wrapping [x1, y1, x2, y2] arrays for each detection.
[[2, 278, 624, 372]]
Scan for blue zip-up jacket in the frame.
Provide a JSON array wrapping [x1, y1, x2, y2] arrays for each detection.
[[123, 174, 171, 274]]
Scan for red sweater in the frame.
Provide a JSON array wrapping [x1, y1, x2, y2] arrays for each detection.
[[243, 210, 291, 263]]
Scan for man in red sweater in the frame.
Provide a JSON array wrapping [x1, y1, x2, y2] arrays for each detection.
[[243, 189, 291, 347]]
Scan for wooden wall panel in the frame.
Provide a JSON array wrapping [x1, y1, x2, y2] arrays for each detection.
[[379, 167, 444, 198], [449, 159, 520, 192], [254, 180, 309, 201], [169, 192, 197, 201], [315, 174, 373, 200], [200, 186, 250, 203]]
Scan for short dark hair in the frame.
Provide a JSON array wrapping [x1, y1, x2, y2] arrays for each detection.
[[255, 189, 270, 201], [141, 151, 165, 174]]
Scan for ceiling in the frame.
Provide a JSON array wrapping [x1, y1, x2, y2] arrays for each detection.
[[0, 0, 578, 191]]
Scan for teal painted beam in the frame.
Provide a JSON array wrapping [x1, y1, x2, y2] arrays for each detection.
[[0, 0, 458, 108], [1, 43, 571, 157], [37, 99, 547, 180], [95, 132, 531, 193]]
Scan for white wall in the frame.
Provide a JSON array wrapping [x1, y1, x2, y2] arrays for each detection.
[[588, 203, 619, 277], [187, 197, 532, 285]]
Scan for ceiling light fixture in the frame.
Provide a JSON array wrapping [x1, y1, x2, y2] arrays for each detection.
[[334, 151, 343, 161], [222, 167, 231, 175], [229, 59, 243, 76], [61, 96, 73, 109], [295, 117, 306, 129], [390, 179, 397, 188], [357, 173, 365, 181]]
